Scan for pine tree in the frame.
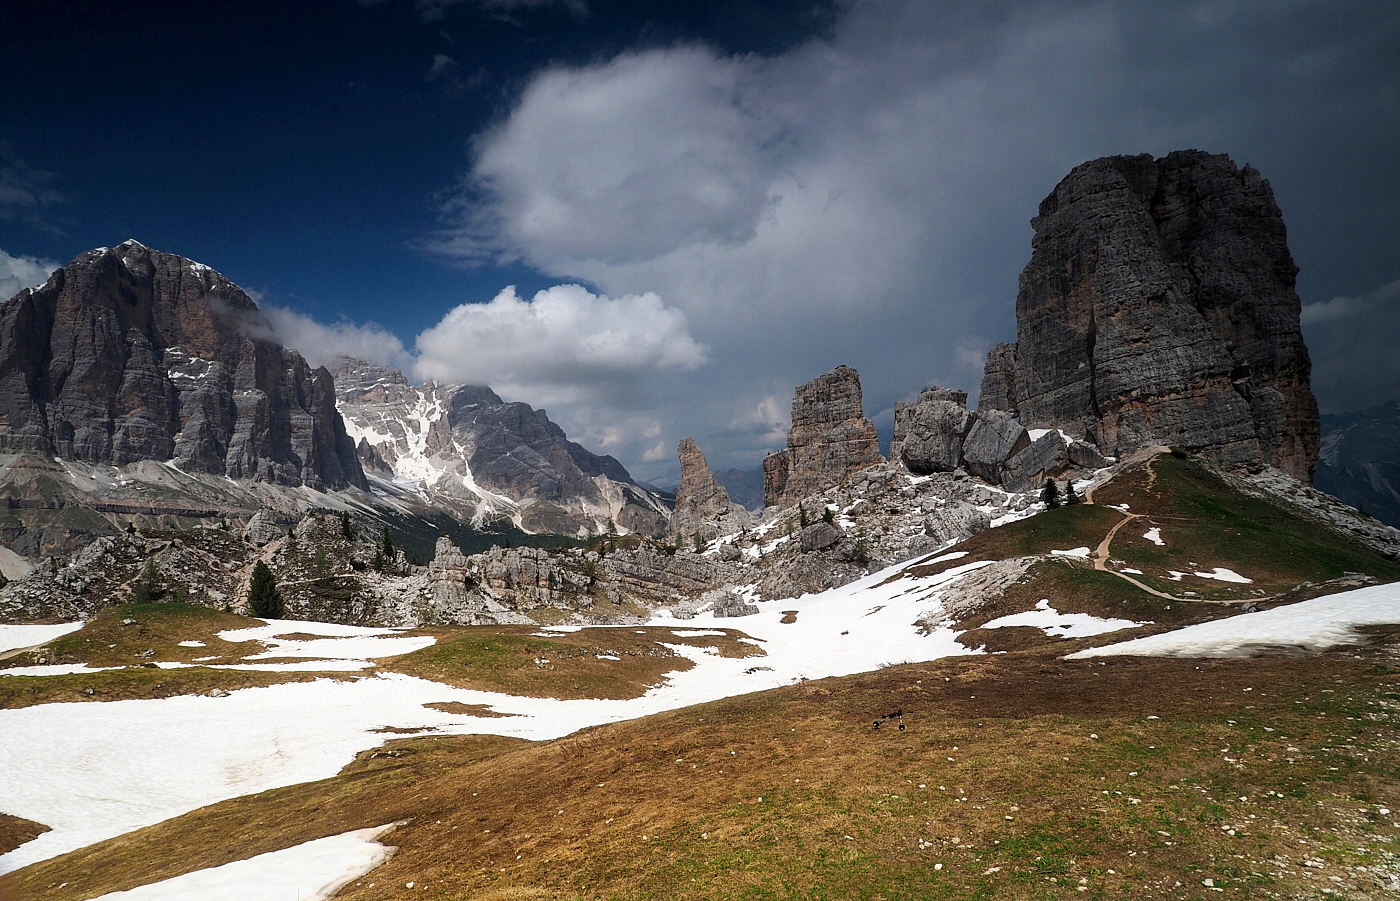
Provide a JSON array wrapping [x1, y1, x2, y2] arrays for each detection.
[[248, 559, 285, 619], [340, 511, 354, 541], [693, 531, 704, 553], [1064, 481, 1080, 505], [822, 506, 835, 524], [1041, 480, 1060, 509], [131, 559, 164, 604]]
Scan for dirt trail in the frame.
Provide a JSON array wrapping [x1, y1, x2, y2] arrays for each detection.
[[1087, 505, 1257, 606]]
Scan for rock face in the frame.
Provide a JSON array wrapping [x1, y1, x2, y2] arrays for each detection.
[[0, 241, 366, 490], [763, 366, 883, 508], [891, 387, 974, 474], [979, 151, 1320, 482], [669, 438, 752, 541], [331, 356, 670, 538], [960, 410, 1030, 485]]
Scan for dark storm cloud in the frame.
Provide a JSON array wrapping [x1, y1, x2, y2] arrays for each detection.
[[1303, 279, 1400, 414], [411, 0, 1400, 479]]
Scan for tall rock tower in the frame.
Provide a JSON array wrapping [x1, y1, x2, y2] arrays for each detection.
[[763, 365, 883, 508], [979, 151, 1320, 482]]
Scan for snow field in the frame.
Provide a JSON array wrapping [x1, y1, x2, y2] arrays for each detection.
[[0, 556, 996, 874], [0, 621, 86, 655], [979, 599, 1144, 639], [1069, 581, 1400, 659], [87, 824, 399, 901]]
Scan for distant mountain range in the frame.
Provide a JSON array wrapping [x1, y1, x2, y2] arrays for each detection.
[[0, 241, 669, 558], [1317, 401, 1400, 529]]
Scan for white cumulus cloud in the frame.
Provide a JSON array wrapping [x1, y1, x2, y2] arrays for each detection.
[[413, 283, 708, 409], [262, 306, 414, 372], [421, 0, 1400, 479], [0, 248, 60, 301]]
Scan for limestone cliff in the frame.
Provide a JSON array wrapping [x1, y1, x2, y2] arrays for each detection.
[[762, 365, 883, 508], [0, 241, 366, 490], [979, 151, 1320, 482]]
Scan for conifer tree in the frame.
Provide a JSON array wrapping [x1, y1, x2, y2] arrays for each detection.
[[1041, 480, 1060, 509], [248, 559, 284, 619], [131, 560, 164, 604], [1064, 481, 1080, 505], [340, 511, 353, 541]]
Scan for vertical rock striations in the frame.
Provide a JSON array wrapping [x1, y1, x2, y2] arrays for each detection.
[[979, 151, 1320, 482], [763, 365, 883, 508], [0, 241, 366, 490], [669, 437, 752, 541]]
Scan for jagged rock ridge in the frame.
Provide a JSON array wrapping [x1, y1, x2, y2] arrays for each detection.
[[763, 365, 883, 508], [331, 356, 670, 538], [979, 150, 1320, 482], [0, 241, 365, 491]]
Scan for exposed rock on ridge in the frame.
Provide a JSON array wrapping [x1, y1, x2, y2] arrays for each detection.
[[669, 438, 752, 541], [331, 356, 670, 538], [0, 241, 366, 491], [979, 151, 1320, 483], [763, 366, 883, 508]]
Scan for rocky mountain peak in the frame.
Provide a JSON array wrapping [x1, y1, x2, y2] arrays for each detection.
[[330, 355, 670, 538], [0, 242, 366, 491], [762, 365, 883, 508], [979, 150, 1320, 482]]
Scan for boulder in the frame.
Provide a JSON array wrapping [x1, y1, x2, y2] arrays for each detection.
[[798, 521, 844, 552], [891, 386, 974, 475], [960, 410, 1030, 484], [922, 501, 991, 544]]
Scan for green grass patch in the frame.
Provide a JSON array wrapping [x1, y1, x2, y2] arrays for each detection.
[[1095, 452, 1400, 597]]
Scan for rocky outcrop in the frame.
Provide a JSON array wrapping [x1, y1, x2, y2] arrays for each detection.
[[1001, 430, 1109, 494], [891, 387, 974, 474], [763, 366, 883, 508], [960, 410, 1030, 485], [331, 356, 670, 538], [0, 241, 366, 490], [922, 500, 991, 545], [669, 438, 752, 541], [979, 151, 1320, 482]]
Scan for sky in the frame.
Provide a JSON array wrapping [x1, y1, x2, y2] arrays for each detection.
[[2, 0, 1398, 483]]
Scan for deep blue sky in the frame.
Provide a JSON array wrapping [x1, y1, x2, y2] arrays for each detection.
[[1, 0, 837, 339], [3, 1, 1398, 481]]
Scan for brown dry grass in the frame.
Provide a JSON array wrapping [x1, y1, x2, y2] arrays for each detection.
[[8, 641, 1400, 901], [384, 625, 762, 701], [0, 814, 49, 856]]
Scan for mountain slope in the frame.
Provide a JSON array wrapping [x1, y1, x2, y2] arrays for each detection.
[[331, 355, 670, 538]]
